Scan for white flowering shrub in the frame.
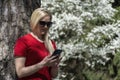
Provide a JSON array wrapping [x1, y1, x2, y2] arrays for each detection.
[[41, 0, 120, 79]]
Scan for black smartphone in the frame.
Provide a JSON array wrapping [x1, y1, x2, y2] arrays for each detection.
[[52, 49, 62, 56]]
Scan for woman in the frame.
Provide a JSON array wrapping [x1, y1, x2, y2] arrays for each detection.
[[14, 8, 61, 80]]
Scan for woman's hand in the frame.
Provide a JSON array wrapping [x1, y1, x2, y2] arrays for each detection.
[[40, 54, 61, 67]]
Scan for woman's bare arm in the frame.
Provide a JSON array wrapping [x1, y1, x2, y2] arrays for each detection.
[[50, 57, 61, 78], [15, 55, 57, 78], [15, 57, 45, 78]]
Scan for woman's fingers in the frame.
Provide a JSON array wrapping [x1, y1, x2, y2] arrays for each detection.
[[43, 55, 57, 66], [42, 53, 62, 67]]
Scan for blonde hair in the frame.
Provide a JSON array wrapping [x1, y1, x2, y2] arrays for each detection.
[[45, 33, 55, 54], [30, 8, 54, 54], [30, 8, 52, 31]]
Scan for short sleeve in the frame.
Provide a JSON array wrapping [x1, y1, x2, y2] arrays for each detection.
[[14, 38, 28, 57]]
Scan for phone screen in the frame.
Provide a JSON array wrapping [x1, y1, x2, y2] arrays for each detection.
[[52, 49, 62, 56]]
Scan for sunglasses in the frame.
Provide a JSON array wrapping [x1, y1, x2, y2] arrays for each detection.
[[39, 21, 53, 28]]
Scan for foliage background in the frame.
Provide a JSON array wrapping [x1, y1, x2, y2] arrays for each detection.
[[41, 0, 120, 80]]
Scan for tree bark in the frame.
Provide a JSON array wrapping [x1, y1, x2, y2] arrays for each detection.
[[0, 0, 41, 80]]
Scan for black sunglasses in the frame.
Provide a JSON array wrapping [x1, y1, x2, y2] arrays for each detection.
[[39, 21, 53, 27]]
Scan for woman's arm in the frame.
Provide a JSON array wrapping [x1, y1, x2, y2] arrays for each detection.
[[50, 57, 61, 78], [15, 57, 45, 78], [15, 55, 58, 78], [50, 65, 59, 78]]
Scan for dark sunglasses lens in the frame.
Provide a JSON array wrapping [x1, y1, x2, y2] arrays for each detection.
[[39, 21, 46, 26], [47, 22, 52, 27], [39, 21, 52, 27]]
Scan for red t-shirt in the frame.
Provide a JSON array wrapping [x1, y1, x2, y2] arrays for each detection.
[[14, 33, 56, 80]]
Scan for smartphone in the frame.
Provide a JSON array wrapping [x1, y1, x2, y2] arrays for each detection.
[[52, 49, 62, 56]]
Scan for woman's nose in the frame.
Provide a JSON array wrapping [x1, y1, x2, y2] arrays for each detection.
[[44, 25, 48, 28]]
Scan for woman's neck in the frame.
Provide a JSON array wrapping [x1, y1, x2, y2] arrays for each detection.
[[31, 32, 45, 42], [38, 35, 45, 41]]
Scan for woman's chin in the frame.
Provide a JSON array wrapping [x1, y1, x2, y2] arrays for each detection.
[[41, 32, 46, 35]]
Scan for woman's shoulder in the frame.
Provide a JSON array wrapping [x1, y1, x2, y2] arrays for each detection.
[[16, 33, 31, 43], [19, 33, 31, 38]]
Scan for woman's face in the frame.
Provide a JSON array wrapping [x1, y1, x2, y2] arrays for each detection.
[[35, 15, 52, 37]]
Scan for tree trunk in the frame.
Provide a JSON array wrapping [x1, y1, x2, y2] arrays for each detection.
[[0, 0, 41, 80]]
